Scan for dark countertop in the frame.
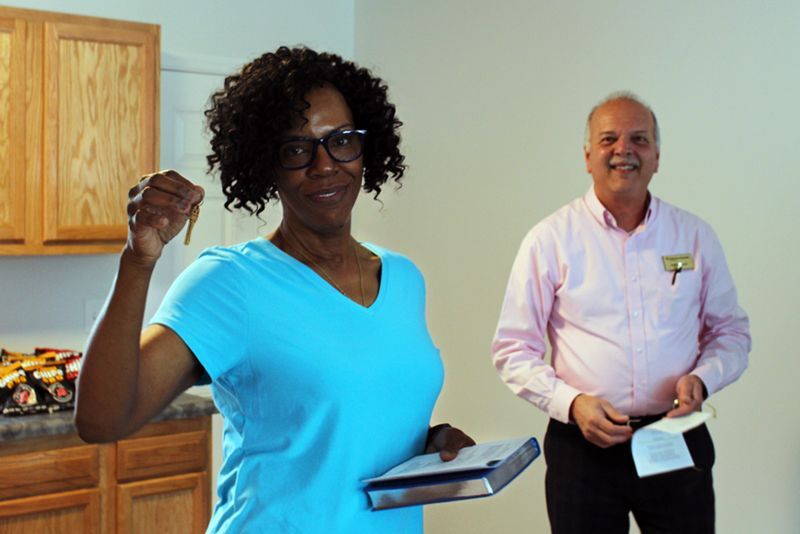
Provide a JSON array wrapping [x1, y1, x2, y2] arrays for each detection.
[[0, 393, 217, 442]]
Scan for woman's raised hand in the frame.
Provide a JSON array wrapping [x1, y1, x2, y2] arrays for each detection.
[[127, 170, 204, 265]]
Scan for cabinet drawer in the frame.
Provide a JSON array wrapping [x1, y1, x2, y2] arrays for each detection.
[[0, 445, 99, 500], [0, 488, 101, 531], [117, 430, 208, 482]]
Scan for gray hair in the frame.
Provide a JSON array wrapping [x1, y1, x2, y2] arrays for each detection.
[[583, 91, 660, 150]]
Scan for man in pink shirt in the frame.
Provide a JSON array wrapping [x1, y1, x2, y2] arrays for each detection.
[[492, 93, 750, 533]]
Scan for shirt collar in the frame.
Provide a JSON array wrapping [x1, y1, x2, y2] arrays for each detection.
[[583, 186, 658, 232]]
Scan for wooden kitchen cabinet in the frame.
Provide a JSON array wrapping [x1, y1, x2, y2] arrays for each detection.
[[117, 472, 208, 534], [0, 489, 101, 533], [0, 14, 26, 245], [0, 416, 212, 533], [0, 6, 159, 255], [115, 421, 210, 533]]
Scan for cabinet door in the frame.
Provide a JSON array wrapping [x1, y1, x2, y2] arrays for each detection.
[[0, 488, 100, 533], [42, 20, 157, 244], [0, 16, 26, 244], [117, 472, 209, 534]]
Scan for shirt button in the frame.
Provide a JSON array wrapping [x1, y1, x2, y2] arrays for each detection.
[[633, 311, 640, 318], [631, 275, 638, 282], [636, 347, 643, 353]]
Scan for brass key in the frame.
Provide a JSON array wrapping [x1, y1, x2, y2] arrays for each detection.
[[184, 203, 200, 245]]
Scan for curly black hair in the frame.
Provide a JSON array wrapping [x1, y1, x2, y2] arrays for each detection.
[[205, 46, 406, 216]]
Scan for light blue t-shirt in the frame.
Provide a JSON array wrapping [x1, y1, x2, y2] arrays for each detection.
[[151, 238, 443, 533]]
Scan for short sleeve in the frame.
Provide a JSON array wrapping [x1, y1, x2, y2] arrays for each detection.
[[150, 248, 249, 381]]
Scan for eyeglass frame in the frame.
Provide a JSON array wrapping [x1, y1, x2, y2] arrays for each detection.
[[276, 129, 368, 170]]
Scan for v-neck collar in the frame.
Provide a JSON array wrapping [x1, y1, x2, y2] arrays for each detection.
[[259, 237, 386, 312]]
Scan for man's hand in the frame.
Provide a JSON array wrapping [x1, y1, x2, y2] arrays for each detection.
[[570, 394, 632, 448], [667, 374, 705, 418], [425, 424, 477, 461]]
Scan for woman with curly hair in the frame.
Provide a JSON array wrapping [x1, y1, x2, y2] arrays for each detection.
[[75, 46, 474, 532]]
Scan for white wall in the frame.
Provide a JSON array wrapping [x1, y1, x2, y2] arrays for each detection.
[[0, 0, 354, 351], [353, 1, 799, 533], [3, 1, 798, 532]]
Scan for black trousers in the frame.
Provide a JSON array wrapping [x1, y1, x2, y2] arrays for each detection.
[[544, 418, 715, 534]]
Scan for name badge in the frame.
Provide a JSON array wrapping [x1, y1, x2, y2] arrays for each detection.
[[662, 253, 694, 272]]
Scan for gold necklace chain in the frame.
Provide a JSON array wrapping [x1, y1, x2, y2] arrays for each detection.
[[281, 224, 366, 306]]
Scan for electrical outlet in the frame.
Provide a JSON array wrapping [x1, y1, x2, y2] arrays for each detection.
[[84, 298, 104, 333]]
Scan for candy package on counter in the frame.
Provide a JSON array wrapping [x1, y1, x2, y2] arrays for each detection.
[[0, 348, 82, 416]]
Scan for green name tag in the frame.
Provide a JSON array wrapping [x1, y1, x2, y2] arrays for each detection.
[[662, 254, 694, 271]]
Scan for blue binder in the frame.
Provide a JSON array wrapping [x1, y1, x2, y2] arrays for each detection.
[[364, 437, 540, 510]]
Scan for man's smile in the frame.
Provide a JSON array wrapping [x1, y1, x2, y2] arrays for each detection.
[[609, 160, 639, 172]]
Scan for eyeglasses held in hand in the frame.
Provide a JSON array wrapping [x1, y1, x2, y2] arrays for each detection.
[[277, 129, 367, 170]]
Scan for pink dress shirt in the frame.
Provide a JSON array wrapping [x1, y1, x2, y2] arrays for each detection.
[[492, 188, 751, 423]]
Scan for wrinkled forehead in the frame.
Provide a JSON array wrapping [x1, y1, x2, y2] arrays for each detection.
[[590, 98, 656, 136]]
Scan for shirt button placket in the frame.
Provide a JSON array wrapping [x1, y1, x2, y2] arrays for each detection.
[[625, 236, 647, 414]]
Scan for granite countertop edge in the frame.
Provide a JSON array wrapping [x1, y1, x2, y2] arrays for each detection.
[[0, 393, 217, 442]]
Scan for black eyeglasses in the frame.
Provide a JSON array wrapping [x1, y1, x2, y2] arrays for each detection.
[[277, 129, 367, 170]]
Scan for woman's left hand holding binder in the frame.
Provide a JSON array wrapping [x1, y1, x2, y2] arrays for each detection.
[[425, 424, 477, 462]]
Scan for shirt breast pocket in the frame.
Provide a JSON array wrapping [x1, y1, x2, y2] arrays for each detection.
[[657, 269, 702, 324]]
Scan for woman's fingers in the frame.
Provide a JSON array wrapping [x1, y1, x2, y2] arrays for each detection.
[[130, 170, 201, 218], [125, 170, 204, 261]]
